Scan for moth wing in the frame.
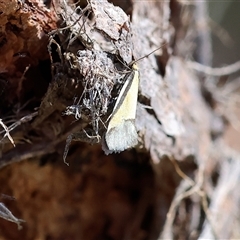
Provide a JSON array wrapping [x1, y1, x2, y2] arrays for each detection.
[[103, 64, 139, 154]]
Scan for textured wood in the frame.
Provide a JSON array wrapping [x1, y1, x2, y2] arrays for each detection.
[[0, 0, 239, 239]]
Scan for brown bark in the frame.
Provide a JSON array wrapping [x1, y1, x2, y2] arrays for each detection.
[[0, 0, 239, 239]]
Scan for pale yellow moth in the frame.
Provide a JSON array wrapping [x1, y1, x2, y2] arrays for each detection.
[[103, 64, 139, 154]]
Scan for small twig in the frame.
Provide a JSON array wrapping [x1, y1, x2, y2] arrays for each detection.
[[0, 112, 38, 136], [0, 119, 15, 147], [63, 134, 72, 166], [0, 194, 16, 201], [0, 122, 85, 169], [208, 18, 234, 47], [187, 60, 240, 76], [170, 157, 195, 186], [0, 203, 25, 230], [161, 156, 218, 239]]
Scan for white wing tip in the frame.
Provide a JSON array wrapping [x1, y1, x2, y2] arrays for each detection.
[[102, 120, 138, 154]]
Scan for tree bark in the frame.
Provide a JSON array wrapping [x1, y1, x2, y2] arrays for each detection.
[[0, 0, 239, 239]]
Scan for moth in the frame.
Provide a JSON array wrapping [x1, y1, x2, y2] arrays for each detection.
[[102, 44, 165, 154], [103, 64, 139, 154]]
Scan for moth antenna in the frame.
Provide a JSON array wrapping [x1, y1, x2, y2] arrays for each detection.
[[131, 42, 168, 65]]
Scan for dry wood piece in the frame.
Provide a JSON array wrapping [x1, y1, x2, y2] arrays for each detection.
[[0, 0, 239, 239]]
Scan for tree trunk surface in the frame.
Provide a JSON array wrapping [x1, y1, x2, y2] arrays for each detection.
[[0, 0, 239, 239]]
